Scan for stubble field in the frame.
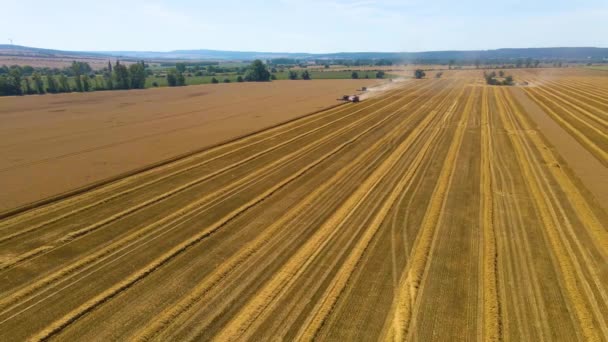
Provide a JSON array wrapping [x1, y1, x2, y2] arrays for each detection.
[[0, 79, 378, 211], [0, 70, 606, 341]]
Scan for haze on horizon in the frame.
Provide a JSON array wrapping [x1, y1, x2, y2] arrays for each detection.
[[2, 0, 607, 53]]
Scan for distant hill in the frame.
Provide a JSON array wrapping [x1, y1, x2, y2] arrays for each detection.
[[96, 47, 608, 61], [0, 44, 107, 58], [1, 44, 606, 62]]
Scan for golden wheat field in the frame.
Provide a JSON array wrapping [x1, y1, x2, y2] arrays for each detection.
[[0, 69, 606, 341], [0, 79, 379, 211]]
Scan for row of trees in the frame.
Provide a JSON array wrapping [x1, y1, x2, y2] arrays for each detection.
[[0, 60, 148, 96], [0, 63, 93, 78], [0, 66, 73, 95], [164, 59, 274, 87], [2, 58, 404, 95]]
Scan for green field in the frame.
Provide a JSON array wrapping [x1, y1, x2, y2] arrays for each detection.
[[21, 69, 401, 93], [587, 65, 608, 71], [146, 70, 400, 87]]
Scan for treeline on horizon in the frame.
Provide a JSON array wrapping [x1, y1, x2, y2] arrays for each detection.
[[0, 58, 386, 97], [0, 56, 602, 97], [0, 60, 146, 96]]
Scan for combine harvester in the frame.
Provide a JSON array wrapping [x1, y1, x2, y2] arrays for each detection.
[[339, 86, 368, 103], [340, 94, 361, 103]]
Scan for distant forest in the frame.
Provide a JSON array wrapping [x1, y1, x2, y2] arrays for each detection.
[[2, 45, 607, 97]]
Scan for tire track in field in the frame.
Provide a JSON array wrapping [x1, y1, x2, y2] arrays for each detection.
[[500, 75, 563, 340], [0, 86, 413, 240], [490, 130, 529, 340], [489, 111, 552, 341], [386, 133, 438, 290], [479, 86, 501, 341], [404, 84, 479, 341], [261, 82, 463, 341], [495, 88, 605, 342], [384, 83, 472, 341], [265, 82, 464, 342], [0, 86, 415, 232], [23, 109, 402, 341], [0, 85, 426, 275], [293, 86, 458, 342], [0, 85, 414, 311], [8, 82, 448, 341], [137, 79, 454, 339], [131, 80, 450, 341], [212, 81, 463, 342], [282, 81, 464, 340]]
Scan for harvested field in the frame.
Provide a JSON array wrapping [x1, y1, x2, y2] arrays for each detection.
[[0, 79, 378, 211], [513, 69, 608, 167], [0, 75, 606, 341]]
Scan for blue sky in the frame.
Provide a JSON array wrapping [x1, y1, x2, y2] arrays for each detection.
[[2, 0, 607, 52]]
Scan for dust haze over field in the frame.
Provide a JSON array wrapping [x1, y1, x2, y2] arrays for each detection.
[[0, 68, 607, 341]]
